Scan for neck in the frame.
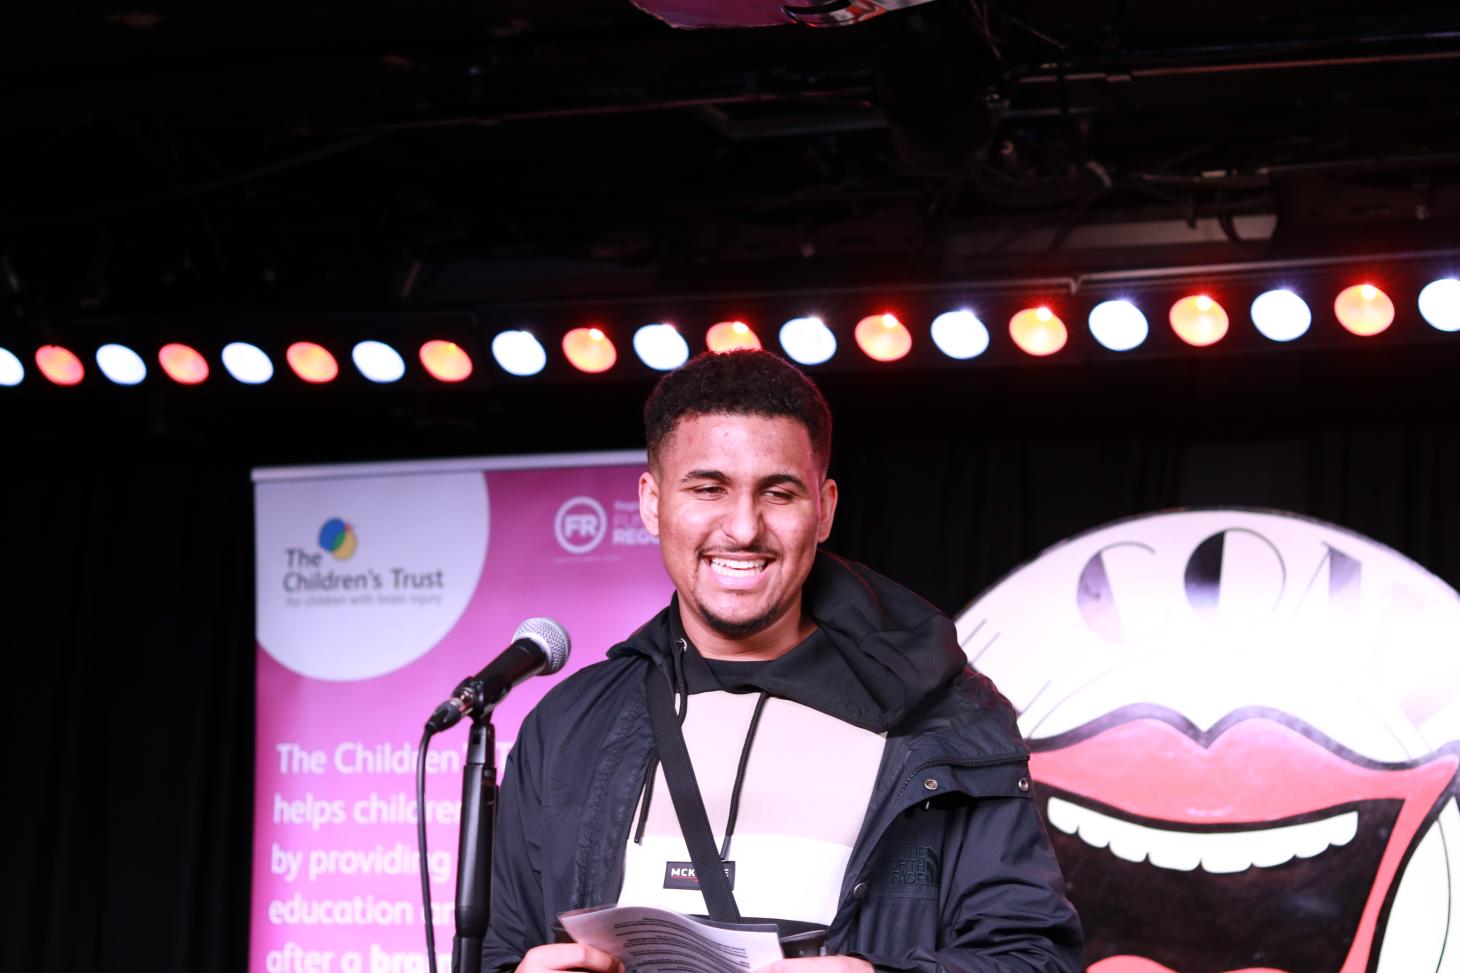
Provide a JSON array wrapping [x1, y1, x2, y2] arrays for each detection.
[[679, 597, 814, 662]]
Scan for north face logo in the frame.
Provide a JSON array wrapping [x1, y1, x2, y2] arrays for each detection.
[[888, 845, 940, 886]]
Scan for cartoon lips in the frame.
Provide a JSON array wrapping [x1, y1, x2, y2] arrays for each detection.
[[1029, 708, 1459, 973]]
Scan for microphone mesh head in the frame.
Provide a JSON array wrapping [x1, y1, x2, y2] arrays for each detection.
[[513, 617, 571, 674]]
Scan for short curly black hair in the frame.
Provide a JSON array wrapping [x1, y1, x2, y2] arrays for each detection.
[[644, 349, 832, 473]]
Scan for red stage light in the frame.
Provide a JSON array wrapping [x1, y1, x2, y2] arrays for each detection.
[[854, 313, 912, 362], [158, 342, 210, 385], [706, 320, 761, 352], [1334, 283, 1395, 336], [286, 342, 340, 384], [562, 327, 617, 373], [1169, 294, 1229, 347], [419, 340, 473, 382], [35, 345, 84, 386], [1009, 306, 1068, 357]]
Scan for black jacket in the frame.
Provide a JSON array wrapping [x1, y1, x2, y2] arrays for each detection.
[[482, 553, 1082, 972]]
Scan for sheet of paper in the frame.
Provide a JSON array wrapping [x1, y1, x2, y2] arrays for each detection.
[[559, 904, 785, 973]]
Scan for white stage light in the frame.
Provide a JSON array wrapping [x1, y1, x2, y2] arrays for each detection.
[[221, 342, 275, 384], [1088, 300, 1149, 352], [0, 346, 22, 386], [96, 343, 148, 385], [491, 330, 548, 376], [930, 310, 990, 360], [348, 338, 405, 379], [1418, 278, 1460, 333], [779, 316, 836, 365], [351, 341, 406, 383], [633, 324, 689, 371], [1251, 289, 1312, 342]]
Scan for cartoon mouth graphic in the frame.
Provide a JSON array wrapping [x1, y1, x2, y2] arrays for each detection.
[[1029, 709, 1459, 973]]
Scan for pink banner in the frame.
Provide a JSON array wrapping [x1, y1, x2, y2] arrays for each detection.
[[251, 454, 671, 973]]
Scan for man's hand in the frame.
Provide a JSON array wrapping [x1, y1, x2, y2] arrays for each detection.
[[514, 943, 625, 973], [755, 958, 875, 973]]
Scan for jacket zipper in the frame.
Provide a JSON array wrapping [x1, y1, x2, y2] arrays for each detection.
[[905, 752, 1028, 776]]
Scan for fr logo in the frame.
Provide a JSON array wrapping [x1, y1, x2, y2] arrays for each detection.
[[554, 496, 607, 554], [957, 509, 1460, 973]]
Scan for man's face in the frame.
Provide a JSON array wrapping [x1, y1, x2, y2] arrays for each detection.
[[639, 412, 837, 656]]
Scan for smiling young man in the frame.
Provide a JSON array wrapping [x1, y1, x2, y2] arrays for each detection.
[[483, 350, 1082, 973]]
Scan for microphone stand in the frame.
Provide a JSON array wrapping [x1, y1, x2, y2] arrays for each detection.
[[451, 715, 497, 973]]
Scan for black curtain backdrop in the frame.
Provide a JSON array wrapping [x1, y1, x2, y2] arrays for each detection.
[[4, 346, 1458, 972]]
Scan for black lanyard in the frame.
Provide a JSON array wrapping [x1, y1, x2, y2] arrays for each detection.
[[643, 662, 769, 922]]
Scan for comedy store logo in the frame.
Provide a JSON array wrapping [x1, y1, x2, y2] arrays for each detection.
[[957, 509, 1460, 973], [318, 517, 357, 560]]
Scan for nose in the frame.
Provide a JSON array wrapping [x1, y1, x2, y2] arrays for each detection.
[[717, 490, 762, 548]]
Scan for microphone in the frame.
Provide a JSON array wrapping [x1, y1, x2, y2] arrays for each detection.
[[424, 617, 571, 734]]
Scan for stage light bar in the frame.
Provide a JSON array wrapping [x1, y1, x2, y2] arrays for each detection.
[[1009, 306, 1067, 357], [36, 345, 85, 386], [350, 341, 405, 383], [1418, 278, 1460, 333], [490, 330, 547, 376], [563, 327, 617, 373], [1170, 294, 1229, 347], [1087, 299, 1148, 352], [780, 316, 836, 365], [287, 341, 340, 383], [420, 340, 473, 382], [222, 342, 275, 384], [854, 313, 912, 362], [96, 343, 148, 385], [1334, 283, 1394, 337], [158, 342, 210, 385], [633, 323, 690, 371], [11, 258, 1460, 396], [0, 346, 23, 386], [1250, 289, 1311, 343], [706, 320, 761, 352], [930, 310, 989, 360]]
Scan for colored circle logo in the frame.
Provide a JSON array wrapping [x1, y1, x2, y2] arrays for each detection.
[[318, 518, 358, 560]]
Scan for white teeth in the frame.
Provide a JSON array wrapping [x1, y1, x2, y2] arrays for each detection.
[[1046, 796, 1358, 874], [709, 558, 766, 575]]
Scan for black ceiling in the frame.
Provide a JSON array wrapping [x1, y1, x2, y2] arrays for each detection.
[[2, 0, 1459, 318]]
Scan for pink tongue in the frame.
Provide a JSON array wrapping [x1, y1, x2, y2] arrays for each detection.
[[1089, 959, 1287, 973]]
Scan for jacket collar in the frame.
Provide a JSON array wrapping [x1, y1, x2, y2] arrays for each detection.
[[609, 551, 969, 733]]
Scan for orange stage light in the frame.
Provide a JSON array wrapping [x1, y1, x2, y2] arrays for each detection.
[[1009, 306, 1068, 357], [419, 340, 473, 382], [286, 342, 340, 383], [35, 344, 85, 386], [158, 342, 210, 385], [562, 327, 617, 373], [706, 320, 761, 352], [1169, 294, 1229, 347], [854, 313, 912, 362], [1334, 283, 1395, 336]]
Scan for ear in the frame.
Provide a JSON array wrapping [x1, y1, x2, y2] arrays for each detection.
[[639, 470, 662, 537], [816, 477, 838, 543]]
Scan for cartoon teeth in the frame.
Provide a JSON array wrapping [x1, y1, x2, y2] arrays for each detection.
[[1046, 796, 1358, 874]]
